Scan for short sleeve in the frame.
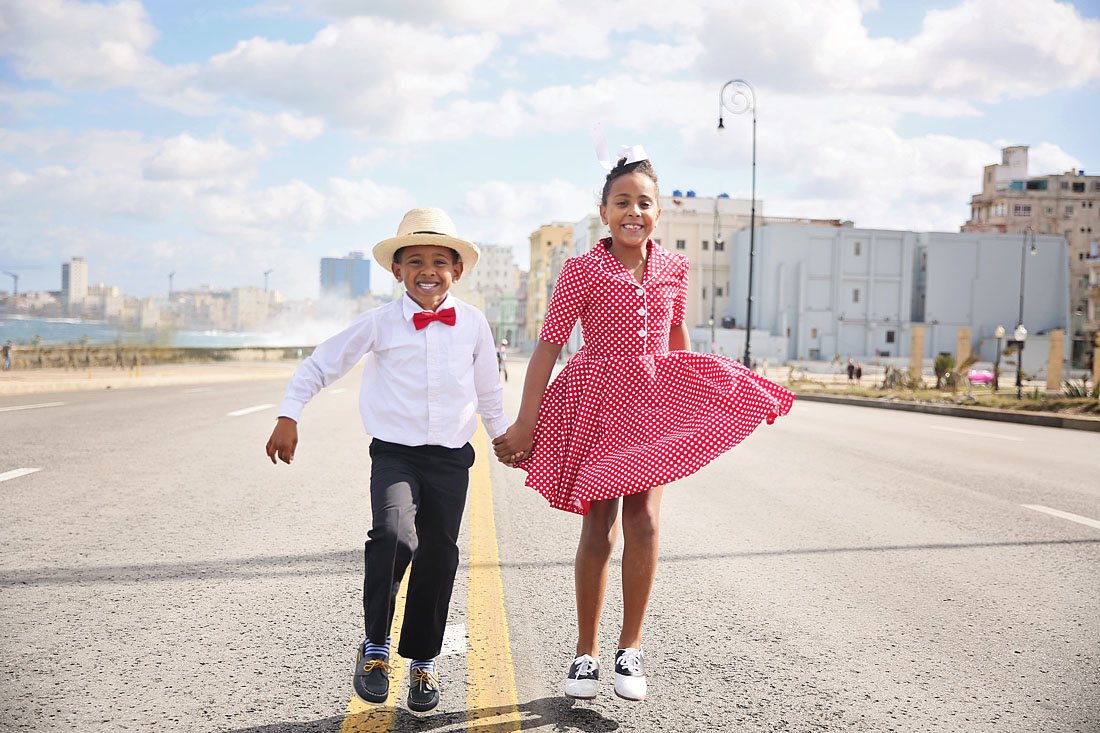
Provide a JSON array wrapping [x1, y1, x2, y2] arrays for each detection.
[[539, 258, 588, 344], [671, 257, 688, 325]]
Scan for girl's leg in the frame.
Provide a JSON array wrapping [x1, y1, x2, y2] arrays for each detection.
[[618, 486, 664, 650], [574, 497, 620, 657]]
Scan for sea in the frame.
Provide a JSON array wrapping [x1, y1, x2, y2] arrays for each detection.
[[0, 315, 310, 348]]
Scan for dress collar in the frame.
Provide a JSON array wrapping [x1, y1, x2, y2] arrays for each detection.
[[591, 238, 673, 285]]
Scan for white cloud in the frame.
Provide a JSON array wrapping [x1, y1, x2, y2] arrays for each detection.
[[143, 134, 262, 185], [696, 0, 1100, 101], [0, 0, 164, 90], [199, 17, 497, 135], [236, 111, 325, 146]]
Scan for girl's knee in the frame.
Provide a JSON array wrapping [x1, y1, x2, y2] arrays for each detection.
[[621, 492, 661, 536]]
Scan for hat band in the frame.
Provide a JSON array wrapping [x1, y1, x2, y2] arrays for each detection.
[[412, 230, 447, 236]]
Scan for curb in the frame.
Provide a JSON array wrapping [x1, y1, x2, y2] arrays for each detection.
[[795, 392, 1100, 433]]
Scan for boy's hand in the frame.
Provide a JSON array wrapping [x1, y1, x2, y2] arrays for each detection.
[[266, 417, 298, 465], [492, 423, 533, 467]]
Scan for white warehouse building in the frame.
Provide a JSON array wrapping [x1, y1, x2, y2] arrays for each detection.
[[723, 225, 1070, 369]]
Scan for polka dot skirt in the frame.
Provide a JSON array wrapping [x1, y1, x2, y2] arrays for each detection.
[[518, 239, 795, 515]]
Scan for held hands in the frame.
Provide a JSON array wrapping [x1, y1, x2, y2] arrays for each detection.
[[265, 416, 298, 465], [492, 422, 534, 467]]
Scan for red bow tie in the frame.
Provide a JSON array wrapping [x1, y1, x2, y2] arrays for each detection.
[[413, 307, 457, 330]]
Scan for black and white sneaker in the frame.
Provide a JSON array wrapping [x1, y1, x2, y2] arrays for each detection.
[[613, 648, 646, 701], [564, 654, 600, 699]]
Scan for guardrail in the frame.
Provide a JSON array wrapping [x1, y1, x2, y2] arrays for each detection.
[[0, 345, 314, 370]]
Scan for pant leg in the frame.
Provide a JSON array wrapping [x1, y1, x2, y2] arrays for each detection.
[[363, 439, 421, 645], [397, 442, 475, 661]]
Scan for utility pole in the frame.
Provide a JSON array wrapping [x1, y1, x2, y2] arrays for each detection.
[[2, 271, 17, 295], [264, 269, 274, 292], [168, 271, 175, 300]]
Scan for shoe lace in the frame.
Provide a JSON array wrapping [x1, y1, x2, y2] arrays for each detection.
[[618, 649, 644, 675], [411, 668, 439, 691], [572, 655, 598, 677], [362, 658, 391, 674]]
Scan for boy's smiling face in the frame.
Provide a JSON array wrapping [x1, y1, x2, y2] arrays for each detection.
[[391, 244, 464, 311]]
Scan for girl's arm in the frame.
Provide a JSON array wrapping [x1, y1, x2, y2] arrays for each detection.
[[492, 338, 562, 462], [669, 322, 691, 351]]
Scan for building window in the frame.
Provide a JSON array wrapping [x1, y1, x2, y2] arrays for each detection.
[[676, 239, 686, 250], [702, 240, 709, 251], [993, 203, 1007, 217], [853, 241, 862, 256], [1065, 205, 1074, 218], [810, 327, 818, 339], [1073, 182, 1085, 193], [1045, 206, 1054, 216], [716, 286, 724, 297], [1025, 180, 1047, 191], [1061, 181, 1070, 190], [654, 238, 661, 245], [886, 330, 895, 343], [1013, 204, 1032, 216], [715, 240, 725, 251], [852, 288, 860, 303], [1092, 181, 1100, 191], [702, 287, 707, 299]]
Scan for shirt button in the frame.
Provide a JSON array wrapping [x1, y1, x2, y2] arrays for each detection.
[[636, 288, 644, 297], [637, 307, 646, 316], [638, 329, 647, 338]]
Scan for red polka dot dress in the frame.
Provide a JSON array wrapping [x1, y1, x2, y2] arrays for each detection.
[[518, 238, 795, 515]]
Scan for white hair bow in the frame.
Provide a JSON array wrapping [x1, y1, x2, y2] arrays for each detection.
[[590, 123, 649, 171]]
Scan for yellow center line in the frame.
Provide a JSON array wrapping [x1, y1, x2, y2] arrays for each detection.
[[340, 574, 409, 732], [466, 424, 521, 731]]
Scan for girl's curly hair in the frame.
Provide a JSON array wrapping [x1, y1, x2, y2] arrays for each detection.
[[600, 157, 659, 205]]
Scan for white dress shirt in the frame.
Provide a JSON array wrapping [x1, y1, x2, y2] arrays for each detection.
[[278, 293, 508, 448]]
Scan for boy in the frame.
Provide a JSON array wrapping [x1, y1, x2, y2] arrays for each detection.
[[265, 207, 507, 713]]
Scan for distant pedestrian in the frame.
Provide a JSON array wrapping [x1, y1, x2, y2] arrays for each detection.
[[497, 339, 509, 382], [846, 358, 856, 381], [115, 342, 125, 370], [492, 147, 794, 703], [856, 362, 863, 383], [2, 340, 11, 370], [265, 208, 506, 714]]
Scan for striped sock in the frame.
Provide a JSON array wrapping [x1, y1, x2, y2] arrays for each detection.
[[362, 636, 390, 659], [409, 658, 435, 674]]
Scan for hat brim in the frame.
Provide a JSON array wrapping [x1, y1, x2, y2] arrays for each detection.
[[372, 234, 480, 271]]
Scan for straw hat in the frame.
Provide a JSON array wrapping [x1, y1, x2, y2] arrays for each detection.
[[372, 207, 480, 271]]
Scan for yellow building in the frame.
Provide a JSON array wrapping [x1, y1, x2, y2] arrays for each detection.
[[526, 222, 573, 345]]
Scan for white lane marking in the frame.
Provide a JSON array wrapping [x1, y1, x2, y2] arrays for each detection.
[[328, 388, 348, 395], [0, 402, 66, 413], [1023, 505, 1100, 531], [183, 387, 214, 394], [439, 623, 468, 657], [929, 425, 1024, 442], [227, 404, 274, 417], [0, 468, 42, 483]]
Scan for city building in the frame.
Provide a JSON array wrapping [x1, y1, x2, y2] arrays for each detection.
[[231, 287, 272, 331], [320, 251, 372, 299], [452, 242, 522, 345], [962, 145, 1099, 363], [526, 223, 572, 346], [61, 256, 88, 314], [723, 224, 1069, 370], [87, 283, 124, 320]]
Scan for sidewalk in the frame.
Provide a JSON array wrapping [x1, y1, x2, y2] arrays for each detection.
[[0, 362, 297, 396]]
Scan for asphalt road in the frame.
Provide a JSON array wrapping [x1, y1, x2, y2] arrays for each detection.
[[1, 369, 1097, 732]]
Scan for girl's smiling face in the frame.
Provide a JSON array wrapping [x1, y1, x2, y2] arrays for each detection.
[[600, 171, 661, 250], [391, 244, 463, 311]]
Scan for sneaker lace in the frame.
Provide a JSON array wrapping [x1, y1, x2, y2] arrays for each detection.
[[362, 658, 391, 674], [572, 655, 598, 677], [618, 649, 644, 675], [411, 668, 439, 691]]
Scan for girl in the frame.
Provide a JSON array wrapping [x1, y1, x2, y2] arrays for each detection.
[[493, 149, 794, 702]]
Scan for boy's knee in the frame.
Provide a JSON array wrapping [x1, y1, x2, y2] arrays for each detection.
[[369, 508, 417, 554]]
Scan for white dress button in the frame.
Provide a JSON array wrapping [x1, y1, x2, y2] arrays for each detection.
[[636, 288, 644, 297], [638, 329, 647, 338], [637, 307, 646, 316]]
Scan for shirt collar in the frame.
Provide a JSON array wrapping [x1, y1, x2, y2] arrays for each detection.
[[402, 291, 456, 321]]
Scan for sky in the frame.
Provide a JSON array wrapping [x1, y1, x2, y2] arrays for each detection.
[[1, 0, 1099, 301]]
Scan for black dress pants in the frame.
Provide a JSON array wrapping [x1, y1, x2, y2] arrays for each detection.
[[363, 438, 474, 661]]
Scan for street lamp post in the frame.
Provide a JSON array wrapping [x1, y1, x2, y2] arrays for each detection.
[[712, 198, 722, 353], [1016, 227, 1037, 398], [718, 79, 757, 368], [168, 271, 175, 300], [264, 269, 274, 292], [993, 325, 1005, 393]]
